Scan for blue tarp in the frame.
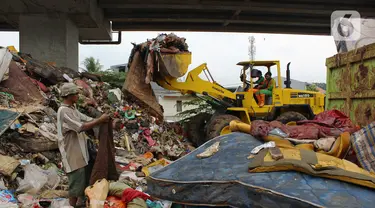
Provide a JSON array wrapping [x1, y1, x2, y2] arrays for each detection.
[[147, 132, 375, 208], [0, 109, 21, 137]]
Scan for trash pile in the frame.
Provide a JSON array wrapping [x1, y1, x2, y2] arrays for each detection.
[[0, 44, 192, 207], [127, 33, 189, 85], [229, 110, 362, 165]]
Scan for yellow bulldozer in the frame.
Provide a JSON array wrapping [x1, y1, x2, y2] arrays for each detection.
[[124, 51, 325, 146]]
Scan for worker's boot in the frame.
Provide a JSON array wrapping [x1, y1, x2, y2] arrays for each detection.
[[259, 94, 265, 107], [255, 94, 261, 105]]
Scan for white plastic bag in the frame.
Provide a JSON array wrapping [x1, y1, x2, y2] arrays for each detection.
[[51, 198, 72, 208], [17, 164, 61, 194], [17, 164, 48, 195], [43, 167, 60, 190]]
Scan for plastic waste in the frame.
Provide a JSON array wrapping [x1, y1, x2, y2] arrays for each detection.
[[10, 120, 21, 130], [143, 129, 156, 146], [16, 164, 60, 195], [63, 74, 73, 82], [196, 142, 220, 159], [0, 190, 17, 205], [19, 159, 31, 166], [125, 110, 136, 120], [141, 159, 170, 176], [146, 199, 163, 208], [251, 141, 276, 154], [17, 165, 48, 195], [108, 88, 122, 101], [269, 128, 288, 138], [0, 178, 6, 190], [50, 198, 71, 208], [17, 193, 37, 207], [85, 178, 109, 208], [104, 196, 126, 208], [0, 155, 20, 176]]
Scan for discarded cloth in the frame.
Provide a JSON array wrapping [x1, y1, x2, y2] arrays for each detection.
[[251, 117, 357, 140], [90, 120, 119, 185], [248, 148, 375, 189], [351, 123, 375, 173], [122, 188, 151, 204]]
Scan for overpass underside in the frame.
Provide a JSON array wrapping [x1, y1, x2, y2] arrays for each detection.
[[102, 0, 375, 35]]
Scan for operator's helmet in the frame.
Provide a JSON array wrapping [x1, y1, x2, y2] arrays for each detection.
[[250, 69, 262, 78]]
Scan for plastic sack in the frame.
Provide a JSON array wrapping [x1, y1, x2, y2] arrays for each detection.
[[17, 193, 37, 207], [50, 198, 71, 208], [43, 167, 61, 190], [0, 155, 20, 176], [16, 164, 60, 195], [269, 128, 288, 138], [17, 164, 48, 195], [85, 178, 109, 208], [104, 196, 126, 208]]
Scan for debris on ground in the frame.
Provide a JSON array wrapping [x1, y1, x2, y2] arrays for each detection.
[[0, 44, 186, 207]]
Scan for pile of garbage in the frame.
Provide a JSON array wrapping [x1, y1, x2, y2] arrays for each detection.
[[0, 44, 191, 207]]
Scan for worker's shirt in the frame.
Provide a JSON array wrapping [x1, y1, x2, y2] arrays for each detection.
[[254, 76, 265, 85], [57, 104, 93, 173], [262, 78, 276, 91]]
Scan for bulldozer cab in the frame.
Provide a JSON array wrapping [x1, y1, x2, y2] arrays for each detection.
[[237, 60, 282, 91], [235, 61, 282, 107]]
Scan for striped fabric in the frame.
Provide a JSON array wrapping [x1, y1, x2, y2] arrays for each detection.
[[351, 123, 375, 173]]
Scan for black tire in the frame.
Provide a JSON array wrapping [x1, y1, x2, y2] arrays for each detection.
[[205, 114, 240, 140], [187, 113, 212, 147], [276, 111, 307, 124]]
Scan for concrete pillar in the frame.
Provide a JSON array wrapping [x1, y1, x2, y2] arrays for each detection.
[[19, 14, 79, 70]]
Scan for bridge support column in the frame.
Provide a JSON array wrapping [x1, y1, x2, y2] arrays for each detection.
[[19, 14, 79, 70]]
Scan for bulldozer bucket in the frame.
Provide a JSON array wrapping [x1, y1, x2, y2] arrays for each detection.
[[122, 52, 164, 119], [156, 52, 191, 79]]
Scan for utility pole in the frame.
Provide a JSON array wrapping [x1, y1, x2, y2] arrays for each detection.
[[248, 36, 256, 61]]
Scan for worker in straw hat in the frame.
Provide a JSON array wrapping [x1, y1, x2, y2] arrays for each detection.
[[56, 82, 109, 207]]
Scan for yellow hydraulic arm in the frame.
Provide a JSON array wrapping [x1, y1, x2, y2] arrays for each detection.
[[155, 63, 236, 101]]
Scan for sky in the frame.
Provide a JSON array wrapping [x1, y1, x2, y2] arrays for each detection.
[[0, 31, 337, 86]]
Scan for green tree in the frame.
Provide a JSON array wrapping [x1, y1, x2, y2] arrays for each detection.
[[96, 70, 127, 88], [82, 57, 103, 72], [176, 97, 214, 122], [313, 82, 326, 90], [306, 84, 319, 92]]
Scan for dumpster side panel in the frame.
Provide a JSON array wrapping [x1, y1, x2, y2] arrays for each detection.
[[326, 43, 375, 126]]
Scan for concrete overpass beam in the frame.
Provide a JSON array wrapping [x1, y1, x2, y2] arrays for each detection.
[[19, 14, 79, 70]]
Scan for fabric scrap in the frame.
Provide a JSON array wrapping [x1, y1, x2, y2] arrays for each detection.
[[351, 123, 375, 173], [121, 188, 151, 204], [90, 120, 119, 185]]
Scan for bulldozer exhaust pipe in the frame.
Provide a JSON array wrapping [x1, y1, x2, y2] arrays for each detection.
[[284, 62, 291, 88]]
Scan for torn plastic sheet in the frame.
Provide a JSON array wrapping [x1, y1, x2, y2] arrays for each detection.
[[0, 109, 22, 137], [251, 141, 276, 154]]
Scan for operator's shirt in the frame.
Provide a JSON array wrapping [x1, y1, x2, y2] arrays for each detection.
[[57, 104, 93, 173]]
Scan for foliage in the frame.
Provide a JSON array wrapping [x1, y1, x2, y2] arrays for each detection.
[[176, 97, 214, 122], [82, 57, 103, 73], [306, 84, 319, 92], [313, 82, 326, 90], [94, 70, 127, 88]]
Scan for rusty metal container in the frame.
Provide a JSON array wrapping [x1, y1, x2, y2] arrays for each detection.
[[326, 43, 375, 126]]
